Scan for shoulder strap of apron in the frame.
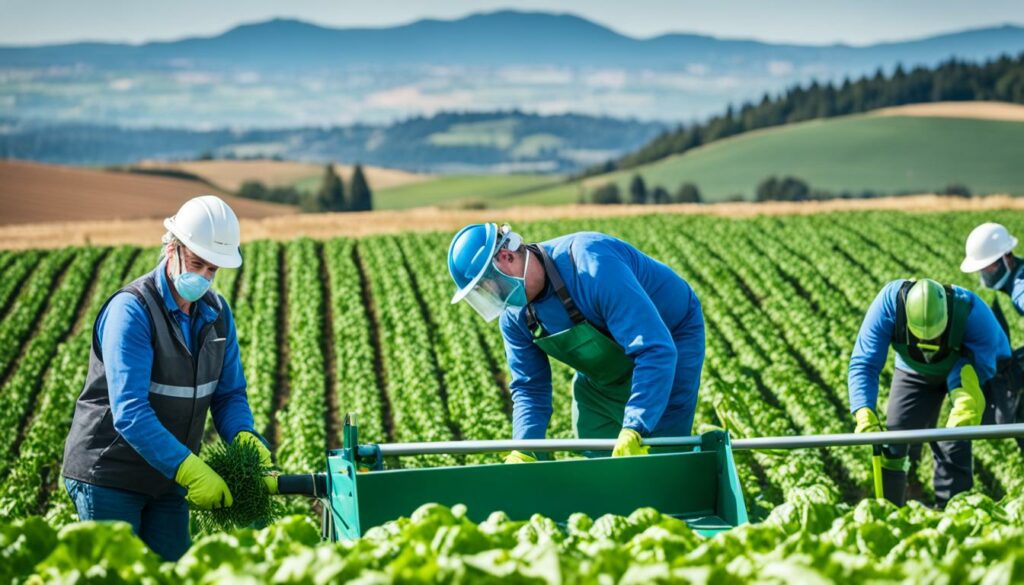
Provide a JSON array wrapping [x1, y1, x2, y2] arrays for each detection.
[[892, 280, 915, 344], [525, 244, 585, 333]]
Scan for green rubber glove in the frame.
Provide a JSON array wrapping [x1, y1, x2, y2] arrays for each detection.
[[854, 407, 883, 434], [948, 365, 986, 428], [612, 428, 649, 457], [504, 450, 537, 464], [175, 453, 233, 509], [234, 431, 278, 494]]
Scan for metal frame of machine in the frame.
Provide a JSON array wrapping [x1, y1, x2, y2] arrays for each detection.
[[277, 415, 1024, 543]]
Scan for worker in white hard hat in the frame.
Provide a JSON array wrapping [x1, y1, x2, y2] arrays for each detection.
[[961, 222, 1024, 452], [62, 195, 277, 561]]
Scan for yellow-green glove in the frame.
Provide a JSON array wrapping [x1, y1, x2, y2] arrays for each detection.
[[854, 407, 883, 434], [175, 453, 233, 509], [948, 365, 986, 428], [612, 428, 649, 457], [504, 450, 537, 464], [234, 431, 278, 494]]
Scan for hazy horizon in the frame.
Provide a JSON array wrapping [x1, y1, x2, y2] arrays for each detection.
[[2, 0, 1023, 47]]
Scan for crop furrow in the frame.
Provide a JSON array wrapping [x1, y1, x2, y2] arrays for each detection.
[[361, 235, 455, 467], [0, 251, 44, 321], [0, 246, 137, 517], [397, 234, 509, 463], [351, 241, 394, 444], [395, 238, 465, 443]]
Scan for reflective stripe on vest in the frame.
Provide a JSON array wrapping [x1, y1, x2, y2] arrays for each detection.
[[150, 380, 218, 399], [62, 268, 228, 496]]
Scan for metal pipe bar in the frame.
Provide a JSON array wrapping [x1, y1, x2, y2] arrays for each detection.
[[729, 423, 1024, 450], [363, 437, 696, 457], [360, 424, 1024, 457]]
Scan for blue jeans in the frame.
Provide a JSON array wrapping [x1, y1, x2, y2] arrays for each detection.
[[64, 478, 190, 561]]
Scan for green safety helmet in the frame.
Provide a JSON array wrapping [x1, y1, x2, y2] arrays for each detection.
[[906, 279, 948, 341]]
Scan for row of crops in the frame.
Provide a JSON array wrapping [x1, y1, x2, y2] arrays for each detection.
[[0, 210, 1023, 579], [6, 491, 1024, 583]]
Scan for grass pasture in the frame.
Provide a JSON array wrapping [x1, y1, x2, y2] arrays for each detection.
[[516, 108, 1024, 204], [373, 174, 562, 209]]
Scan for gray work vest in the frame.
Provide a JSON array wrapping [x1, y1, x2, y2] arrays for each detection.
[[62, 269, 227, 496]]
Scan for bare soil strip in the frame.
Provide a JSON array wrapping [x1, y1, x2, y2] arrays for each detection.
[[0, 251, 77, 387], [10, 250, 108, 458], [267, 244, 290, 451], [135, 159, 430, 192], [0, 252, 44, 319], [0, 160, 297, 227], [317, 242, 342, 451], [352, 243, 396, 443], [395, 238, 463, 442], [4, 194, 1022, 251], [872, 101, 1024, 122]]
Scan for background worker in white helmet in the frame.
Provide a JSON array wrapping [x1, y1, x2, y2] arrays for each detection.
[[447, 223, 704, 460], [848, 278, 1009, 507], [961, 222, 1024, 451], [62, 195, 276, 561]]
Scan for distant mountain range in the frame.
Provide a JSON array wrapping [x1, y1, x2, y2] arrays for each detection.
[[3, 12, 1023, 71], [2, 11, 1023, 130]]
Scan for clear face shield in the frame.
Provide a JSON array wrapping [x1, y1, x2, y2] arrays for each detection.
[[461, 226, 530, 322]]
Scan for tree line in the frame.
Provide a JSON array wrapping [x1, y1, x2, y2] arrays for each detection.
[[238, 164, 373, 212], [587, 174, 702, 205], [581, 52, 1024, 177], [586, 174, 977, 205]]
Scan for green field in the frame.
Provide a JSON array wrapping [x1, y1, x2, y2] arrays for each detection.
[[3, 210, 1024, 580], [502, 114, 1024, 205], [373, 174, 562, 209]]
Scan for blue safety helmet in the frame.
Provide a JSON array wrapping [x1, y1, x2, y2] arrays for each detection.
[[448, 223, 498, 296], [448, 223, 527, 321]]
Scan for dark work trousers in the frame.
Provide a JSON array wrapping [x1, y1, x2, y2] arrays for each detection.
[[982, 366, 1024, 452], [989, 300, 1024, 452], [884, 368, 973, 508]]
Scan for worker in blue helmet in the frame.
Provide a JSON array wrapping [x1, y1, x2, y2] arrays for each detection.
[[448, 223, 705, 460]]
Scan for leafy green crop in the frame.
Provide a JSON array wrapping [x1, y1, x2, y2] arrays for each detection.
[[194, 439, 280, 533], [3, 211, 1024, 582], [6, 489, 1024, 583]]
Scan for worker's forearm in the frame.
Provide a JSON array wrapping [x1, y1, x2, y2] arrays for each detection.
[[511, 390, 553, 440]]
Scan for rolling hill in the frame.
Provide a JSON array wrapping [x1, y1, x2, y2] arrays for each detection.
[[0, 160, 297, 225], [504, 102, 1024, 205], [135, 159, 430, 193]]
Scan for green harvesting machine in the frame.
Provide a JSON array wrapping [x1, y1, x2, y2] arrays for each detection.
[[277, 413, 1024, 542]]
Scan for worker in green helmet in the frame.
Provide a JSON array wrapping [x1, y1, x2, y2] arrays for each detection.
[[848, 278, 1010, 507]]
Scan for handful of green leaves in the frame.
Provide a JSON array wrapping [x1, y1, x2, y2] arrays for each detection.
[[193, 439, 280, 533]]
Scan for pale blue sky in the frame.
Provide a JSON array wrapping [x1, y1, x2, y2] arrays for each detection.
[[2, 0, 1022, 46]]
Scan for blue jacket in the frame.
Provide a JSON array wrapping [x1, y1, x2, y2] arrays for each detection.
[[499, 232, 703, 439], [96, 260, 253, 479], [1002, 261, 1024, 315], [848, 280, 1010, 413]]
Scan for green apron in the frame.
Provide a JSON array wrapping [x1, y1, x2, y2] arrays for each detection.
[[525, 245, 635, 442]]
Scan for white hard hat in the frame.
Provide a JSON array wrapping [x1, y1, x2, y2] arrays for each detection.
[[164, 195, 242, 269], [960, 222, 1017, 273]]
